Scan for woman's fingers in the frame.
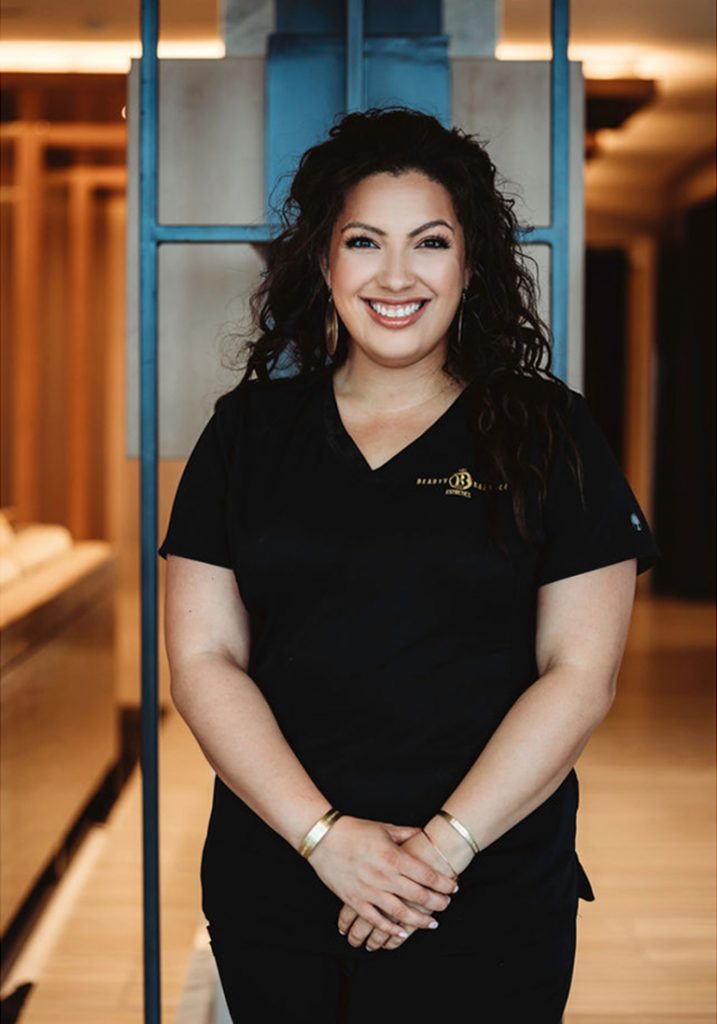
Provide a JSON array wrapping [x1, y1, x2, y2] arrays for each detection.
[[383, 930, 412, 950], [319, 819, 457, 945], [345, 912, 399, 951], [343, 895, 416, 938], [308, 817, 444, 938], [380, 916, 417, 950], [337, 831, 460, 952], [337, 896, 427, 947], [337, 904, 359, 936], [363, 923, 391, 950], [390, 873, 453, 913], [346, 915, 373, 948], [398, 849, 457, 895], [379, 890, 441, 930], [339, 904, 389, 950], [362, 902, 426, 951], [363, 907, 419, 950], [382, 823, 423, 844]]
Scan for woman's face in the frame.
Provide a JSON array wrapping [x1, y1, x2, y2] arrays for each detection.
[[321, 170, 471, 370]]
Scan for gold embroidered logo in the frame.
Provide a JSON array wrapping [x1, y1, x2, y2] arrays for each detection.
[[415, 468, 509, 498]]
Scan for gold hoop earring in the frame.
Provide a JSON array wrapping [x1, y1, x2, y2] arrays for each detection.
[[325, 293, 339, 357]]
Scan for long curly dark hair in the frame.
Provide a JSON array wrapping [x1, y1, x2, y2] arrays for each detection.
[[225, 106, 584, 553]]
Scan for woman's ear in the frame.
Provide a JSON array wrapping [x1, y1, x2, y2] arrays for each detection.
[[320, 255, 331, 290]]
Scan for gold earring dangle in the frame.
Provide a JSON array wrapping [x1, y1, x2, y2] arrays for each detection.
[[457, 288, 467, 346], [325, 292, 339, 357]]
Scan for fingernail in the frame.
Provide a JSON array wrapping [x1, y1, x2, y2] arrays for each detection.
[[365, 945, 374, 952], [429, 921, 439, 929], [338, 928, 345, 935], [399, 930, 409, 939], [453, 884, 459, 893]]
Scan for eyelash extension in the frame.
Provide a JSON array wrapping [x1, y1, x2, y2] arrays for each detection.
[[343, 234, 451, 250]]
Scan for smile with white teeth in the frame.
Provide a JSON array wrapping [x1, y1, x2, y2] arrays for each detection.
[[367, 300, 424, 318]]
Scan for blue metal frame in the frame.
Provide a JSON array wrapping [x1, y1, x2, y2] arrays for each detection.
[[138, 3, 160, 1021], [138, 2, 570, 1019], [515, 0, 571, 381], [346, 0, 365, 111]]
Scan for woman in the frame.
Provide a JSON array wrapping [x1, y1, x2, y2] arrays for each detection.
[[158, 107, 661, 1022]]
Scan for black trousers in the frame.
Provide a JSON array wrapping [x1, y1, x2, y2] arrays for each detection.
[[207, 906, 577, 1024]]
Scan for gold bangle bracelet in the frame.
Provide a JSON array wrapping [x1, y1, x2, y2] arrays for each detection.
[[420, 828, 459, 877], [298, 808, 342, 859], [437, 809, 480, 855]]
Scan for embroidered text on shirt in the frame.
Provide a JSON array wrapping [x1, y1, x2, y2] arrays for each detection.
[[415, 468, 509, 498]]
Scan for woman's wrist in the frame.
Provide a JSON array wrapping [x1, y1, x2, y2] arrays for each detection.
[[293, 802, 339, 854], [416, 829, 459, 877], [423, 814, 476, 873], [297, 807, 344, 859], [408, 829, 460, 882]]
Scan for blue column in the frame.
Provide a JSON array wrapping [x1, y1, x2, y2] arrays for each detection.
[[516, 0, 571, 381], [138, 1, 160, 1020]]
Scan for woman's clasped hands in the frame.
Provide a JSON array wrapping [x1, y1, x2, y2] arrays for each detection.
[[307, 816, 461, 953]]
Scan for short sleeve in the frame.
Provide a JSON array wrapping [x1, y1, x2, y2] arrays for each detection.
[[535, 390, 662, 587], [157, 393, 239, 569]]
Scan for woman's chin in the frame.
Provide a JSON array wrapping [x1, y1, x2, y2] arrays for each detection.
[[350, 335, 444, 368]]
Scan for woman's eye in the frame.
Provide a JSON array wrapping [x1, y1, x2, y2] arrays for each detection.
[[344, 235, 451, 250], [344, 235, 376, 249], [420, 236, 451, 249]]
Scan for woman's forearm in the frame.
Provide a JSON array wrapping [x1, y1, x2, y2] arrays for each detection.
[[423, 664, 615, 866], [169, 652, 332, 851]]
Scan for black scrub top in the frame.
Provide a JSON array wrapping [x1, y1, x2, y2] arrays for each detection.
[[158, 363, 661, 957]]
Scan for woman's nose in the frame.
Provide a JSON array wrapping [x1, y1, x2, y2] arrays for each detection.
[[374, 253, 417, 292]]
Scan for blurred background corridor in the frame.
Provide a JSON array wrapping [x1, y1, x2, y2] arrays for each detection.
[[0, 1, 714, 1021]]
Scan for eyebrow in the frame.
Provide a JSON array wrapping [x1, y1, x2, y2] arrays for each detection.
[[340, 219, 455, 237]]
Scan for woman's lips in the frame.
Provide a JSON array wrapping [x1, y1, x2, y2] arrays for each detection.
[[361, 298, 431, 329]]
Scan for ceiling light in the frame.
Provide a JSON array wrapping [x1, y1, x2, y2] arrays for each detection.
[[0, 39, 225, 74]]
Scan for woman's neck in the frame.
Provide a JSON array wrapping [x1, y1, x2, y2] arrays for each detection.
[[332, 351, 466, 414]]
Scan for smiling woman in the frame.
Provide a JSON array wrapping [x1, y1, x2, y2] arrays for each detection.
[[323, 177, 468, 351], [158, 106, 661, 1024]]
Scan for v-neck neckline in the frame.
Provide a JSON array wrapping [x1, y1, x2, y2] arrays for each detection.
[[323, 364, 476, 478]]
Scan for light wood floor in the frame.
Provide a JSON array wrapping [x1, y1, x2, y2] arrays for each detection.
[[2, 709, 215, 1023], [568, 595, 716, 1023], [2, 593, 715, 1022]]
